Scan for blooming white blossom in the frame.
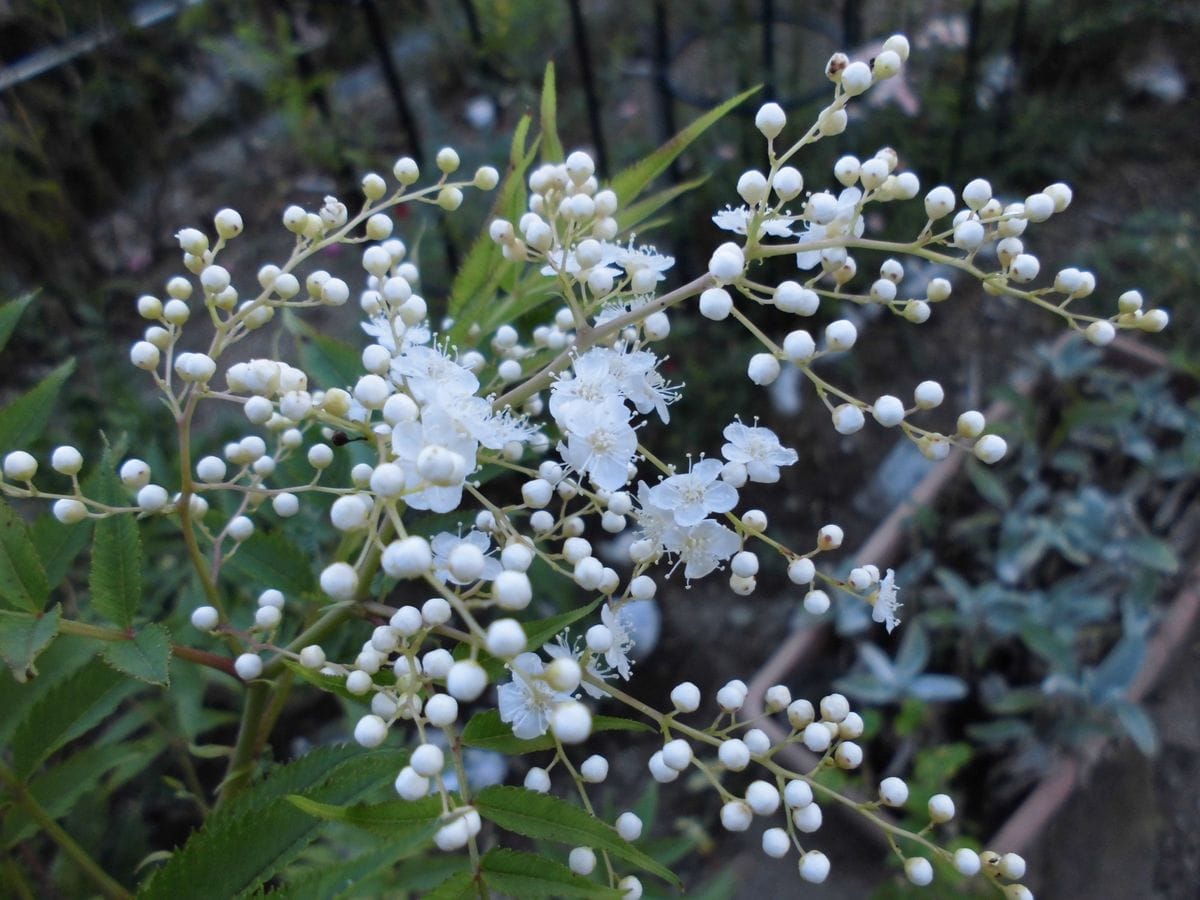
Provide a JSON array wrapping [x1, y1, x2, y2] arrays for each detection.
[[556, 396, 638, 491], [497, 653, 573, 739], [648, 458, 739, 527], [600, 603, 635, 680], [712, 204, 796, 238], [721, 421, 799, 483], [872, 568, 902, 633], [663, 519, 741, 581], [390, 407, 477, 512], [392, 343, 479, 404]]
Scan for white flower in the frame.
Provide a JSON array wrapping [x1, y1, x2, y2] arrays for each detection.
[[550, 349, 624, 420], [632, 481, 675, 551], [872, 569, 902, 633], [795, 188, 866, 270], [663, 519, 741, 581], [609, 239, 675, 286], [362, 314, 430, 354], [712, 204, 796, 238], [390, 407, 478, 512], [497, 653, 573, 739], [545, 632, 608, 699], [608, 348, 679, 423], [593, 294, 653, 329], [431, 530, 502, 584], [600, 603, 635, 680], [648, 458, 739, 527], [557, 397, 638, 491], [721, 421, 799, 483], [551, 347, 678, 425], [441, 392, 538, 450], [392, 343, 478, 404]]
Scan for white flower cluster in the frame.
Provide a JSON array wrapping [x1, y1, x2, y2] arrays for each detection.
[[1, 32, 1161, 895]]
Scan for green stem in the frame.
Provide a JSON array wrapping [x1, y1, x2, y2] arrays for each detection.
[[215, 680, 269, 808], [0, 762, 131, 900], [2, 853, 36, 900]]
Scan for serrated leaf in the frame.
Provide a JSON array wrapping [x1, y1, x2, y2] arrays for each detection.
[[2, 737, 160, 847], [10, 657, 136, 778], [141, 746, 406, 899], [285, 313, 362, 390], [475, 785, 680, 888], [286, 795, 441, 841], [262, 844, 428, 900], [481, 847, 622, 898], [30, 512, 92, 591], [0, 496, 49, 612], [448, 113, 538, 339], [0, 634, 97, 747], [0, 357, 75, 452], [539, 62, 563, 162], [609, 85, 758, 206], [462, 709, 651, 754], [0, 604, 59, 681], [101, 623, 171, 686], [89, 463, 142, 628], [422, 870, 478, 900], [224, 530, 316, 598], [0, 292, 36, 354]]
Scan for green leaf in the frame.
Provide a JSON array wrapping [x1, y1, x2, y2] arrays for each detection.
[[462, 710, 651, 754], [617, 175, 708, 233], [101, 623, 171, 687], [262, 845, 429, 900], [0, 292, 35, 355], [1113, 700, 1159, 755], [0, 358, 75, 452], [141, 745, 406, 899], [967, 460, 1011, 509], [89, 461, 142, 628], [609, 85, 758, 206], [1122, 535, 1178, 574], [523, 596, 603, 649], [285, 313, 362, 390], [0, 604, 59, 681], [30, 512, 92, 591], [0, 292, 34, 355], [281, 657, 364, 703], [448, 113, 538, 340], [475, 785, 681, 888], [10, 657, 136, 778], [482, 848, 622, 898], [539, 62, 564, 163], [224, 529, 316, 598], [286, 795, 442, 841], [0, 496, 49, 612], [0, 634, 97, 747], [422, 870, 478, 900], [2, 737, 161, 847]]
